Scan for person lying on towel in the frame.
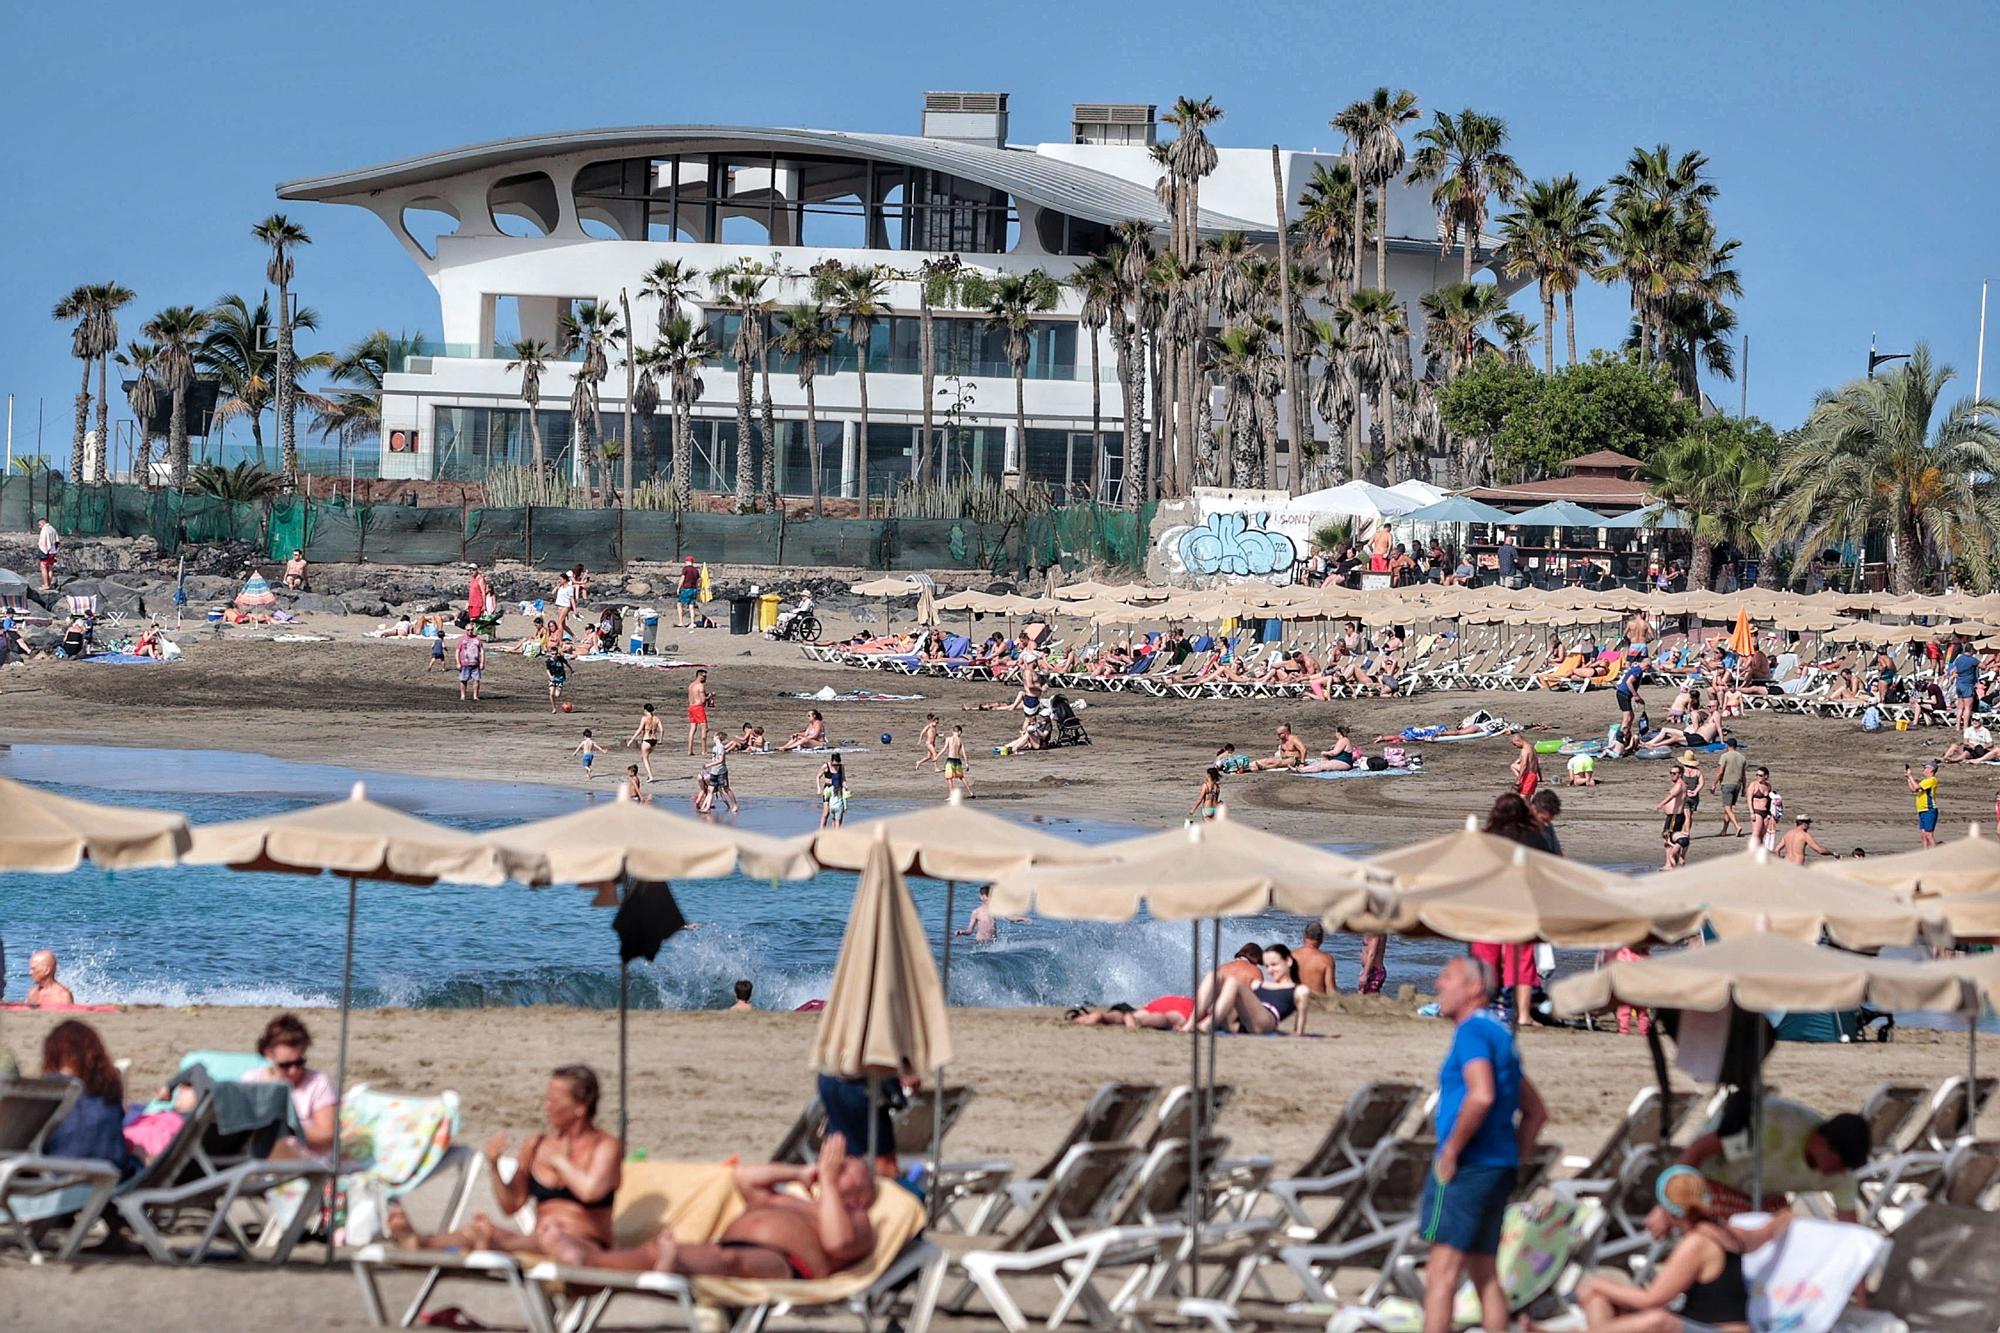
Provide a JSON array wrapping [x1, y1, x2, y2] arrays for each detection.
[[556, 1132, 877, 1279]]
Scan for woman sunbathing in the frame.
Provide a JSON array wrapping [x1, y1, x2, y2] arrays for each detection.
[[779, 709, 828, 752], [1176, 945, 1311, 1037], [387, 1065, 621, 1257], [1299, 727, 1364, 772]]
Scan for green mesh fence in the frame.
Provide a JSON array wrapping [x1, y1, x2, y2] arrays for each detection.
[[177, 495, 264, 547], [680, 512, 784, 566], [892, 518, 992, 571], [266, 497, 311, 562], [464, 508, 529, 565], [304, 505, 363, 563], [621, 512, 681, 564], [780, 519, 887, 569], [363, 506, 465, 565], [529, 505, 620, 571], [0, 479, 34, 532]]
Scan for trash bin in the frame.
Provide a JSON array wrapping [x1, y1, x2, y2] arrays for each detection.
[[757, 593, 781, 632], [640, 611, 660, 652], [728, 595, 756, 635]]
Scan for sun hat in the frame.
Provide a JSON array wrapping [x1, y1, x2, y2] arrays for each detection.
[[1678, 749, 1699, 767], [1655, 1164, 1711, 1217]]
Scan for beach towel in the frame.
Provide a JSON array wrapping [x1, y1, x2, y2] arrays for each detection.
[[787, 688, 926, 703], [1291, 766, 1420, 780], [1741, 1216, 1887, 1333], [577, 652, 708, 669], [271, 1084, 461, 1245], [791, 746, 869, 756], [78, 651, 168, 665]]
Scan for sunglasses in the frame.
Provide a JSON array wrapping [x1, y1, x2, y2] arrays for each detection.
[[272, 1058, 307, 1072]]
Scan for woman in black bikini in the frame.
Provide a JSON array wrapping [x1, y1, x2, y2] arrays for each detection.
[[1555, 1166, 1785, 1333], [387, 1065, 622, 1255], [1181, 944, 1313, 1037]]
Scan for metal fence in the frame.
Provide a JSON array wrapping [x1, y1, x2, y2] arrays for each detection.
[[3, 477, 1155, 576]]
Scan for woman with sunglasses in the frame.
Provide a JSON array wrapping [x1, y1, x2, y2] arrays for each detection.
[[245, 1012, 337, 1157]]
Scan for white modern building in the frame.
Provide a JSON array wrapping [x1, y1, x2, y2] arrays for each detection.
[[278, 93, 1513, 498]]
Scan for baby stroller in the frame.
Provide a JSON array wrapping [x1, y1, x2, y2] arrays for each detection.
[[1048, 693, 1090, 747]]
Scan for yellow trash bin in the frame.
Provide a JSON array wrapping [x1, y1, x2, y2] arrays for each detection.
[[757, 592, 782, 631]]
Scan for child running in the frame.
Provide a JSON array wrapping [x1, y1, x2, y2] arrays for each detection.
[[915, 713, 942, 770], [571, 729, 607, 780], [697, 735, 739, 815], [818, 752, 848, 828], [942, 724, 969, 798], [545, 649, 569, 713], [427, 631, 448, 673]]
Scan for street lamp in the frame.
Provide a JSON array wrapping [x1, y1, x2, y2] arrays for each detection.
[[1867, 332, 1910, 379]]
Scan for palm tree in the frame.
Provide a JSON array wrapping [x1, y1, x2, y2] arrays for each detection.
[[640, 258, 702, 332], [201, 293, 330, 466], [817, 263, 890, 515], [1071, 254, 1119, 499], [1494, 311, 1539, 368], [117, 341, 161, 487], [618, 289, 637, 505], [777, 302, 837, 516], [1157, 97, 1224, 490], [1417, 281, 1511, 379], [655, 313, 712, 509], [142, 305, 211, 491], [1498, 175, 1606, 371], [1343, 288, 1406, 482], [1111, 220, 1157, 502], [252, 215, 311, 479], [506, 339, 553, 470], [81, 284, 134, 484], [1333, 87, 1421, 289], [1773, 346, 2000, 593], [630, 348, 662, 487], [1209, 324, 1284, 488], [1294, 161, 1362, 305], [916, 255, 965, 483], [982, 270, 1062, 485], [315, 330, 426, 451], [1655, 423, 1761, 592], [559, 300, 621, 501], [1305, 316, 1359, 485], [1407, 109, 1523, 283], [53, 286, 95, 480], [709, 261, 768, 510], [1600, 146, 1733, 375]]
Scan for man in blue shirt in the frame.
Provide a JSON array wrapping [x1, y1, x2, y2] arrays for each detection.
[[1950, 638, 1981, 731], [1614, 649, 1646, 730], [1421, 957, 1547, 1333]]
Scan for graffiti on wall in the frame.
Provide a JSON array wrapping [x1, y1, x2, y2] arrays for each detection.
[[1160, 510, 1300, 583]]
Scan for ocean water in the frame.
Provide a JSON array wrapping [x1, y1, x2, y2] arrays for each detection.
[[0, 744, 1473, 1011]]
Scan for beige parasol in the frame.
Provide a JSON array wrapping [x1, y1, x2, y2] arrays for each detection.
[[1833, 825, 2000, 897], [490, 796, 813, 885], [850, 576, 924, 596], [1349, 819, 1687, 947], [0, 776, 191, 871], [808, 829, 953, 1093], [1919, 890, 2000, 942], [985, 809, 1384, 922], [1549, 931, 1969, 1016], [1610, 847, 1926, 949], [812, 791, 1104, 882]]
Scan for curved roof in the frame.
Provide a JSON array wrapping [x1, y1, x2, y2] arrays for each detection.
[[276, 124, 1271, 235]]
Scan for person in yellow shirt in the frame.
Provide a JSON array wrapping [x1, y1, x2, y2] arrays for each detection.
[[1905, 759, 1940, 848]]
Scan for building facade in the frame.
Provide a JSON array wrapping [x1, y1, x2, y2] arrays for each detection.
[[279, 93, 1515, 498]]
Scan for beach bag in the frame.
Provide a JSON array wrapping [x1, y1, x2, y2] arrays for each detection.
[[1366, 754, 1391, 771], [1381, 745, 1410, 768], [1861, 705, 1883, 731]]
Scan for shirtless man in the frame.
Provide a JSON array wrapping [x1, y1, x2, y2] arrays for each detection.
[[942, 725, 969, 796], [1249, 723, 1309, 772], [957, 885, 1027, 942], [1509, 733, 1542, 798], [628, 704, 665, 781], [553, 1132, 876, 1281], [1655, 765, 1692, 869], [1777, 814, 1835, 864], [1624, 608, 1654, 648], [1186, 944, 1265, 1022], [1368, 521, 1394, 573], [687, 670, 712, 756], [26, 950, 75, 1008], [1293, 923, 1337, 995]]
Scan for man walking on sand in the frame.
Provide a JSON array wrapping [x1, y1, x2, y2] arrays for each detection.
[[687, 669, 712, 755], [1713, 738, 1748, 837], [1951, 637, 1981, 731], [1508, 733, 1541, 799], [455, 627, 485, 702], [1420, 957, 1546, 1333], [676, 555, 700, 627], [1778, 813, 1835, 864], [1907, 759, 1941, 848], [36, 517, 60, 590], [942, 724, 969, 797]]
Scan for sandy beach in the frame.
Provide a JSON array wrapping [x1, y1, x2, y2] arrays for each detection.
[[3, 603, 1997, 1331]]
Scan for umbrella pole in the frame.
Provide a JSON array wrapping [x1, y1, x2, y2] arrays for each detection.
[[327, 873, 358, 1264], [1206, 917, 1221, 1127], [930, 880, 957, 1225], [1750, 1020, 1764, 1212], [618, 872, 631, 1151], [1188, 918, 1203, 1293], [1972, 1006, 1982, 1128]]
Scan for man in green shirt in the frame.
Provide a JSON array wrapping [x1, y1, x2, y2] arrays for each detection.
[[1650, 1097, 1870, 1235], [1712, 738, 1749, 837]]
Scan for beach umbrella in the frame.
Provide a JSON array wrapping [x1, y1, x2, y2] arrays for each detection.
[[1053, 579, 1119, 601], [808, 830, 953, 1165], [986, 810, 1384, 1289], [1601, 502, 1690, 531], [810, 790, 1103, 1211], [1610, 847, 1926, 950], [186, 783, 547, 1203], [1919, 890, 2000, 942], [234, 569, 277, 613], [1834, 825, 2000, 898], [1550, 932, 1979, 1204], [487, 794, 815, 1143], [0, 776, 191, 871], [1395, 496, 1515, 527], [1350, 819, 1682, 948], [850, 576, 923, 596], [1508, 500, 1610, 528]]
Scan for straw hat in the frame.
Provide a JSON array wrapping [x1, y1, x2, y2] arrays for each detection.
[[1678, 749, 1699, 767]]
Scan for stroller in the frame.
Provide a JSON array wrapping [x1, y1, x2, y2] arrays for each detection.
[[1048, 693, 1090, 747]]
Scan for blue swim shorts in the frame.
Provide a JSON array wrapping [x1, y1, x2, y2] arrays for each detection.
[[1418, 1162, 1517, 1254]]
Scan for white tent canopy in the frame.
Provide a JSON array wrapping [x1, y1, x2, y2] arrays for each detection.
[[1280, 481, 1423, 527], [1386, 480, 1449, 507]]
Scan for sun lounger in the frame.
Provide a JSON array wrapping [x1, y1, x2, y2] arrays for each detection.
[[930, 1080, 1158, 1234], [1248, 1081, 1427, 1234], [516, 1160, 935, 1333], [1857, 1201, 2000, 1333], [0, 1075, 124, 1264]]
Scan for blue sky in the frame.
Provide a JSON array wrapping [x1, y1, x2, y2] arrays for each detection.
[[4, 0, 1997, 469]]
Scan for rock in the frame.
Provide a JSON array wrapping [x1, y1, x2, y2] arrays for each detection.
[[421, 599, 454, 614], [346, 599, 390, 618], [183, 575, 237, 603], [626, 579, 652, 596], [288, 592, 346, 615]]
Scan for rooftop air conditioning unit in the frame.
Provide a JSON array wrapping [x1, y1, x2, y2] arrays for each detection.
[[1071, 103, 1157, 147], [922, 91, 1010, 148]]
